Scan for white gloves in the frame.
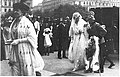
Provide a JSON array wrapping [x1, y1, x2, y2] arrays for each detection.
[[11, 38, 28, 45], [11, 39, 20, 45]]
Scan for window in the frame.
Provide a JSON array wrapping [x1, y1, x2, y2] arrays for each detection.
[[99, 3, 101, 6], [4, 9, 7, 12], [84, 2, 85, 4], [89, 2, 91, 6], [13, 0, 15, 3], [8, 9, 11, 12], [9, 2, 11, 6], [5, 1, 7, 6], [103, 3, 104, 6], [93, 2, 95, 5], [86, 2, 88, 5]]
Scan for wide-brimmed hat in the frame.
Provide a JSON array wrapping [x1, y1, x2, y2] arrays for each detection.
[[44, 28, 51, 32], [13, 2, 30, 13]]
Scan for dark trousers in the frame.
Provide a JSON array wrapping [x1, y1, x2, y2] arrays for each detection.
[[103, 55, 114, 64], [44, 47, 50, 56], [58, 41, 66, 58], [99, 44, 104, 72], [1, 43, 6, 61]]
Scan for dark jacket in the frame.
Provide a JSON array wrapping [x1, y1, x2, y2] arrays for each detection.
[[58, 22, 69, 40], [57, 22, 70, 50], [88, 22, 107, 38]]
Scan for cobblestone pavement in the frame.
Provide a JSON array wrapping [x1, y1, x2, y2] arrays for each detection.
[[0, 52, 119, 76]]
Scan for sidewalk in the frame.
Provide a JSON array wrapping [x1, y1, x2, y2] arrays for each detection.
[[43, 52, 119, 76], [0, 52, 119, 76]]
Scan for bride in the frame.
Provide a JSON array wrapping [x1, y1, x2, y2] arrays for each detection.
[[68, 12, 89, 71]]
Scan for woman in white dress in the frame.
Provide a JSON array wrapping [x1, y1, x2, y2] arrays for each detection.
[[68, 12, 89, 71]]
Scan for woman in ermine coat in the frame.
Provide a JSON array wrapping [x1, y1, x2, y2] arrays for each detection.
[[8, 2, 44, 76]]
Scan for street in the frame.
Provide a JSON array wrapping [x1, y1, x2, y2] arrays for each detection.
[[0, 51, 119, 76]]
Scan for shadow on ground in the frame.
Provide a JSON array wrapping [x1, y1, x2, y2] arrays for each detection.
[[52, 72, 85, 76]]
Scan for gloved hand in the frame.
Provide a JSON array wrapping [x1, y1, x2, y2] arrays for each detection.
[[11, 38, 28, 45], [11, 39, 20, 45]]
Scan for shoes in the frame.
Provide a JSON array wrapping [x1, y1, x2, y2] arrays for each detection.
[[47, 53, 49, 56], [84, 68, 93, 73], [63, 56, 68, 59], [94, 70, 104, 73], [36, 71, 41, 76], [58, 56, 68, 59], [72, 68, 77, 72], [108, 63, 115, 68], [58, 57, 62, 59]]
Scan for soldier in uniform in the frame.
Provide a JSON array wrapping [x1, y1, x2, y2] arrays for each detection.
[[103, 26, 115, 68], [85, 11, 107, 73]]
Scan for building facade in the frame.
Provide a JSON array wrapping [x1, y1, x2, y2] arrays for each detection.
[[1, 0, 33, 14], [32, 3, 42, 11], [1, 0, 20, 14], [42, 0, 74, 12], [42, 0, 120, 12]]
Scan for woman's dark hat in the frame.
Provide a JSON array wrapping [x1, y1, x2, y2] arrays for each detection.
[[13, 2, 30, 12], [20, 0, 28, 3]]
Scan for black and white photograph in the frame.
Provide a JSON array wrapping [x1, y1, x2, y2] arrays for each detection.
[[0, 0, 119, 76]]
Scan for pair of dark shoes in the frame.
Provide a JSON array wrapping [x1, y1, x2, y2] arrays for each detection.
[[58, 56, 68, 59], [36, 71, 41, 76], [94, 69, 104, 73], [45, 53, 49, 56], [84, 68, 93, 73], [108, 63, 115, 68], [58, 57, 62, 59], [63, 56, 68, 59]]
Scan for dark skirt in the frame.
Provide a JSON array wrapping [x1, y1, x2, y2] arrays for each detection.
[[1, 32, 6, 61]]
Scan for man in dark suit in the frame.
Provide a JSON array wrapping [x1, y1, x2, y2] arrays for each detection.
[[57, 18, 69, 59]]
